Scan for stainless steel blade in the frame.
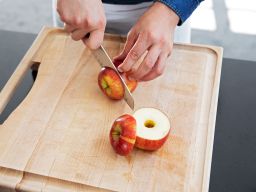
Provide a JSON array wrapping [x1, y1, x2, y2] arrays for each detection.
[[92, 45, 134, 110]]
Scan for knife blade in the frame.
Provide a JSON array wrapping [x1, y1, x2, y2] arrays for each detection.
[[91, 45, 134, 110]]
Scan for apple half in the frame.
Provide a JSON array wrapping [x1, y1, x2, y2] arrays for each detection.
[[98, 67, 124, 100], [133, 108, 171, 151], [98, 67, 137, 100], [109, 114, 137, 156]]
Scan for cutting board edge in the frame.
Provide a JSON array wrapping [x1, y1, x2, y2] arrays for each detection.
[[201, 46, 223, 192], [0, 166, 112, 192], [0, 26, 65, 126]]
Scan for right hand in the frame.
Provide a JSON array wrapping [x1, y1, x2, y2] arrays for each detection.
[[57, 0, 106, 49]]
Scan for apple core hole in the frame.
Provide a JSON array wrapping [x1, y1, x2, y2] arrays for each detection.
[[144, 120, 155, 128]]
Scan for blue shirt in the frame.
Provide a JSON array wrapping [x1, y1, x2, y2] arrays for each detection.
[[102, 0, 204, 25], [156, 0, 204, 25]]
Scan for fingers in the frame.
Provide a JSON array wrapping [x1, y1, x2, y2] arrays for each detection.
[[114, 30, 171, 81], [64, 24, 87, 41], [71, 29, 89, 41], [113, 31, 137, 62], [58, 0, 106, 48], [128, 45, 161, 80], [65, 23, 104, 49], [118, 33, 150, 73], [64, 23, 76, 33], [65, 25, 104, 48], [82, 29, 104, 49], [140, 52, 169, 81]]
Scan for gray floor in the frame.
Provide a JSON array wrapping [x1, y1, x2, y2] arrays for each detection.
[[0, 0, 255, 61]]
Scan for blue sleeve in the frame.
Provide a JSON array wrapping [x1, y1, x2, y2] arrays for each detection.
[[156, 0, 204, 25]]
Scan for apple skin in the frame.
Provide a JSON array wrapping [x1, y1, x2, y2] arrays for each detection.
[[135, 130, 170, 151], [109, 114, 137, 156], [113, 59, 138, 92], [121, 73, 137, 93], [98, 67, 137, 100]]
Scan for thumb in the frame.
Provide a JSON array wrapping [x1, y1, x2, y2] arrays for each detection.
[[83, 29, 104, 50]]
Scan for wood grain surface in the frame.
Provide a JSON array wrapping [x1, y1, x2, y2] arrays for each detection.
[[0, 27, 222, 192]]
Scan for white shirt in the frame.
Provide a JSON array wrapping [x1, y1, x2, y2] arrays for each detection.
[[52, 1, 191, 43]]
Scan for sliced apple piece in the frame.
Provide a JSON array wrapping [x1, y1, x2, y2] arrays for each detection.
[[133, 107, 171, 151], [98, 67, 137, 100], [98, 67, 124, 100], [109, 114, 137, 156]]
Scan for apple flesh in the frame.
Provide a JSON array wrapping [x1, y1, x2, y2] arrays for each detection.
[[133, 108, 171, 151], [98, 67, 137, 100], [109, 114, 137, 156]]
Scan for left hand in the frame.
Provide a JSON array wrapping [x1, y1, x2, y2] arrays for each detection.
[[113, 2, 179, 81]]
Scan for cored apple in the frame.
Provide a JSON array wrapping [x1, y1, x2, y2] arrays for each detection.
[[133, 107, 171, 151], [109, 114, 137, 156], [98, 67, 137, 100]]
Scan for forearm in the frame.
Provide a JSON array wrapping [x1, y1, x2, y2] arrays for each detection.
[[156, 0, 204, 25]]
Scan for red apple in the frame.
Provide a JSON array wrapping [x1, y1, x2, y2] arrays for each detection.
[[98, 67, 124, 100], [133, 108, 171, 151], [109, 114, 137, 156], [98, 67, 137, 100]]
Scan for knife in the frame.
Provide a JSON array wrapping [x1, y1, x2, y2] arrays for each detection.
[[91, 45, 134, 110]]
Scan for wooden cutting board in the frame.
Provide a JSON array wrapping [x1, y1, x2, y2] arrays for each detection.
[[0, 27, 222, 192]]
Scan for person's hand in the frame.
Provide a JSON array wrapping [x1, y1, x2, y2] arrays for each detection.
[[114, 2, 179, 81], [57, 0, 106, 49]]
